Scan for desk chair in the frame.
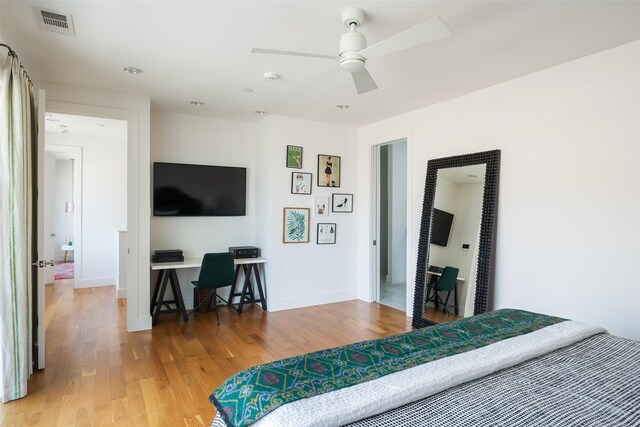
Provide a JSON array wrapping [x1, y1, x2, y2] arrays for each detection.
[[426, 266, 459, 314], [189, 252, 235, 325]]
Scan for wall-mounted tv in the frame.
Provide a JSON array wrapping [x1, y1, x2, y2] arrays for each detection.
[[153, 162, 246, 217], [431, 208, 454, 246]]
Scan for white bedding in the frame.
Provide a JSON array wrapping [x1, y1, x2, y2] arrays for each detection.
[[248, 321, 605, 427]]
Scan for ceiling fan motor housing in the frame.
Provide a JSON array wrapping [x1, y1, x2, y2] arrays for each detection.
[[339, 30, 367, 72]]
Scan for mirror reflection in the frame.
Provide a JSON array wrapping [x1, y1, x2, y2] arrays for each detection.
[[424, 164, 486, 324], [412, 149, 500, 329]]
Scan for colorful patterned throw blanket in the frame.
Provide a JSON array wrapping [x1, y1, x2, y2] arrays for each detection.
[[211, 309, 565, 427]]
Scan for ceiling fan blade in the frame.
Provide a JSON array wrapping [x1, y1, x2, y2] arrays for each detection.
[[352, 69, 378, 95], [251, 48, 336, 60], [359, 17, 452, 60]]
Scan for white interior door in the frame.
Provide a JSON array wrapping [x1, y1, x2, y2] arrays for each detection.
[[36, 88, 48, 369]]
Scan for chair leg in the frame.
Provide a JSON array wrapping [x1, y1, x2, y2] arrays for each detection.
[[214, 297, 220, 326], [442, 291, 452, 313]]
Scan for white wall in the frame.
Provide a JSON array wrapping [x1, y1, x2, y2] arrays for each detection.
[[47, 130, 127, 287], [255, 115, 359, 311], [359, 40, 640, 340], [150, 113, 359, 313], [150, 111, 255, 307]]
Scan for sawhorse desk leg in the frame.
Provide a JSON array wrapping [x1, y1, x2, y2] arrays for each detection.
[[150, 268, 188, 325], [227, 263, 267, 314]]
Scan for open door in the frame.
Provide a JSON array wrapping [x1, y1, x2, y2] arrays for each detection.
[[34, 88, 49, 369]]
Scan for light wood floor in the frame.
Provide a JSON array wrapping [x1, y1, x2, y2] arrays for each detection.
[[0, 280, 412, 426], [425, 306, 463, 324]]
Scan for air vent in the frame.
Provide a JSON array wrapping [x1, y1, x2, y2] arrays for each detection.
[[36, 8, 75, 36]]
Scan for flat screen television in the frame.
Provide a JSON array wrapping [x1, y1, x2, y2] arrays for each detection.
[[153, 162, 246, 216], [431, 208, 454, 246]]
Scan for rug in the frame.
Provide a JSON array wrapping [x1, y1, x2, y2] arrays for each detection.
[[55, 262, 74, 280]]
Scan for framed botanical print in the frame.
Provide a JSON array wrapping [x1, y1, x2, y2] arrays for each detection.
[[317, 223, 336, 244], [291, 172, 312, 195], [286, 145, 303, 168], [317, 154, 341, 188], [283, 207, 310, 243], [332, 193, 353, 212]]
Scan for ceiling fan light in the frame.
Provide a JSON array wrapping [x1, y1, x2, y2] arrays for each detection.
[[340, 57, 366, 73]]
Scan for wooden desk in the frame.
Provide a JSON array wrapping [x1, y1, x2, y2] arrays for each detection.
[[149, 257, 269, 324]]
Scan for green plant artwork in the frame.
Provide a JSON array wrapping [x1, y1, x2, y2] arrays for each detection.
[[283, 208, 309, 243]]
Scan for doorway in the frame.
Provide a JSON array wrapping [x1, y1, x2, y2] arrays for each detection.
[[375, 139, 407, 311], [42, 112, 128, 367], [44, 145, 81, 287]]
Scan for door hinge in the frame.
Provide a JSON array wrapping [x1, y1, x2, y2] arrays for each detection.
[[373, 240, 377, 246]]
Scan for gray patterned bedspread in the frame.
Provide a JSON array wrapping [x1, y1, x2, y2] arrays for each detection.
[[348, 333, 640, 426]]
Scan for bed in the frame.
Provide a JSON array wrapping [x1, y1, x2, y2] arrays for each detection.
[[209, 309, 640, 426]]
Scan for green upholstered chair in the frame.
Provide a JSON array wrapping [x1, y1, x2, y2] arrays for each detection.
[[426, 266, 460, 314], [189, 252, 235, 325]]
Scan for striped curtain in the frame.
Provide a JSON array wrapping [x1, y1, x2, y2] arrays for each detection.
[[0, 50, 35, 402]]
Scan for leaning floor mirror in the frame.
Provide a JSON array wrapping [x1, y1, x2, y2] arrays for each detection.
[[412, 150, 501, 328]]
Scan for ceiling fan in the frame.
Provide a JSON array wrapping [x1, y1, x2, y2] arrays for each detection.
[[251, 8, 452, 95]]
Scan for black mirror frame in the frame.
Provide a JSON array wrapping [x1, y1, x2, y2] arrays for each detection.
[[411, 149, 501, 329]]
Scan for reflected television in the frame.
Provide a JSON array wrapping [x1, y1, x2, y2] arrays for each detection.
[[153, 162, 246, 216], [431, 208, 454, 246]]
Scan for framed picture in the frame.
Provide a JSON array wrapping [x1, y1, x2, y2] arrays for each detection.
[[332, 193, 353, 213], [317, 223, 337, 244], [314, 196, 329, 216], [286, 145, 303, 168], [283, 207, 310, 243], [317, 154, 341, 188], [291, 172, 312, 195]]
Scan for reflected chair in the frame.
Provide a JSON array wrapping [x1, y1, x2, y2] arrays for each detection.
[[189, 252, 235, 325], [425, 266, 459, 314]]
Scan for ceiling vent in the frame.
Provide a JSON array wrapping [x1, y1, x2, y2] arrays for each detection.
[[36, 8, 75, 36]]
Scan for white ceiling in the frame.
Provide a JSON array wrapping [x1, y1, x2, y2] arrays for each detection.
[[3, 1, 640, 126], [438, 164, 486, 185], [44, 112, 127, 139]]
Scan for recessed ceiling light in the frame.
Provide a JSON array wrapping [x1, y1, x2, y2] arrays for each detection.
[[263, 72, 279, 80], [97, 123, 105, 127], [243, 88, 254, 93], [254, 110, 268, 115], [190, 101, 205, 106], [468, 174, 478, 178], [58, 128, 69, 134], [336, 105, 350, 109], [123, 66, 143, 74]]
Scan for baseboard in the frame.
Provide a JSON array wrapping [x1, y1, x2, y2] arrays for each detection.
[[117, 288, 127, 298], [75, 277, 116, 288], [268, 290, 358, 312]]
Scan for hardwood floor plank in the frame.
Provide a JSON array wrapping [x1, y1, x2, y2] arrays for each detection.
[[0, 280, 412, 426]]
